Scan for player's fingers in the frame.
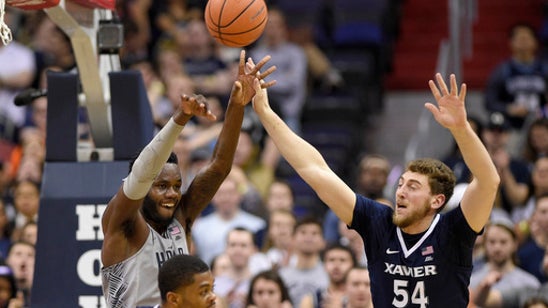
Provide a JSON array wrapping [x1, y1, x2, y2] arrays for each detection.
[[238, 50, 245, 75], [251, 55, 271, 74], [259, 65, 276, 80], [436, 73, 449, 95], [449, 74, 457, 95], [459, 83, 467, 101], [261, 79, 277, 89], [428, 80, 441, 101]]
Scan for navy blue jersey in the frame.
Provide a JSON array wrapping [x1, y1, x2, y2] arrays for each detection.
[[350, 194, 478, 308]]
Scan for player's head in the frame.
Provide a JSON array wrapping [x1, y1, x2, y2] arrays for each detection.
[[246, 269, 291, 308], [158, 254, 216, 308], [133, 152, 183, 227], [394, 159, 455, 228]]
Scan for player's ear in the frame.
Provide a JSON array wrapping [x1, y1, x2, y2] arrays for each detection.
[[166, 291, 181, 305], [431, 194, 445, 210]]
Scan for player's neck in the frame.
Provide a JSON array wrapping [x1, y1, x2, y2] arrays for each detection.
[[400, 214, 437, 235]]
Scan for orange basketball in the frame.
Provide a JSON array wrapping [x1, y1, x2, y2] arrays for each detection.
[[205, 0, 268, 47]]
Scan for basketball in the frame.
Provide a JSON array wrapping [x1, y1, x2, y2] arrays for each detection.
[[204, 0, 268, 47]]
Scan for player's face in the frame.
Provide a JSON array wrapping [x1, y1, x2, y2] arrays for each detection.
[[174, 271, 216, 308], [345, 269, 372, 308], [251, 278, 283, 308], [143, 164, 182, 225], [394, 172, 434, 228], [324, 249, 354, 284], [484, 225, 515, 266]]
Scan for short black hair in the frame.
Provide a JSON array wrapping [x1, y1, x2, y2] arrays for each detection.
[[158, 254, 210, 301]]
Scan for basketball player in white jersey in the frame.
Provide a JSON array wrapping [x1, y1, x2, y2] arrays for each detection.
[[101, 50, 276, 307]]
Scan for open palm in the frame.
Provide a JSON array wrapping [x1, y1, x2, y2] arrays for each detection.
[[425, 73, 468, 130]]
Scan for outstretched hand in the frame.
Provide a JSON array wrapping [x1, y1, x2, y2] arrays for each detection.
[[178, 94, 217, 121], [231, 50, 277, 105], [425, 73, 468, 131]]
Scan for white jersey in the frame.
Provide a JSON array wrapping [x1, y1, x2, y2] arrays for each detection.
[[102, 219, 189, 307]]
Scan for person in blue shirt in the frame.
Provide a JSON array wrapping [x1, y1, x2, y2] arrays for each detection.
[[251, 72, 500, 307]]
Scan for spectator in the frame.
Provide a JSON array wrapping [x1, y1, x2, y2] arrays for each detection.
[[233, 129, 281, 204], [279, 216, 328, 306], [324, 153, 392, 244], [522, 118, 548, 166], [210, 253, 231, 278], [474, 243, 548, 307], [215, 227, 270, 308], [5, 241, 34, 307], [514, 157, 548, 230], [484, 23, 548, 150], [245, 269, 292, 308], [0, 264, 17, 308], [338, 220, 367, 266], [264, 179, 295, 214], [192, 175, 266, 264], [343, 266, 373, 308], [181, 18, 233, 98], [301, 243, 357, 307], [471, 217, 541, 305], [261, 209, 296, 269], [518, 193, 548, 283], [19, 221, 36, 246], [481, 112, 530, 215], [249, 7, 308, 134], [0, 200, 12, 260], [11, 180, 39, 241], [157, 254, 217, 308]]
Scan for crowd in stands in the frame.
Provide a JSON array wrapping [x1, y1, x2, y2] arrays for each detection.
[[0, 0, 547, 307]]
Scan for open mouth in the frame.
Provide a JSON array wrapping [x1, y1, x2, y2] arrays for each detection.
[[161, 203, 176, 208]]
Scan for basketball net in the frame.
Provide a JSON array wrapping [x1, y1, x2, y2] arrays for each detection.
[[0, 0, 12, 45]]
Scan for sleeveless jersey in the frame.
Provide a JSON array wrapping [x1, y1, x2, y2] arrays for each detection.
[[102, 219, 189, 308], [351, 194, 477, 308]]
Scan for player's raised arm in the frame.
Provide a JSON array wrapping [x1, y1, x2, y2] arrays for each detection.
[[251, 78, 356, 225], [101, 94, 214, 266], [425, 73, 500, 232], [180, 50, 276, 223]]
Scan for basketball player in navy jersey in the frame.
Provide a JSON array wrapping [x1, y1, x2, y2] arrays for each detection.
[[251, 73, 500, 307], [100, 50, 276, 308]]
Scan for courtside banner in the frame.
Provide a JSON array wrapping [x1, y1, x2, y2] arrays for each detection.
[[32, 161, 128, 307]]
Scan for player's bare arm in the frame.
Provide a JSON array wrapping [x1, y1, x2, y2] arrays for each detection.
[[251, 78, 356, 226], [425, 73, 500, 232], [101, 94, 215, 267], [177, 50, 277, 229]]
